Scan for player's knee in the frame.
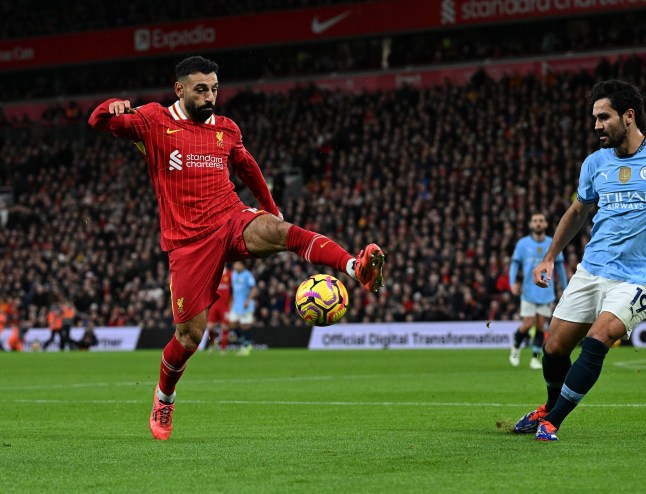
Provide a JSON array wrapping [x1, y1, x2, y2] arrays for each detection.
[[587, 313, 627, 348], [543, 336, 568, 357], [177, 330, 204, 349], [175, 321, 207, 349], [586, 328, 622, 348], [246, 216, 290, 254]]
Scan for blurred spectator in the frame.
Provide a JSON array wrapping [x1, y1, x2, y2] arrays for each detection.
[[74, 321, 98, 351], [8, 323, 24, 352], [0, 309, 6, 350]]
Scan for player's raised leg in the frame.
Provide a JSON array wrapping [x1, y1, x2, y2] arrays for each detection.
[[242, 214, 385, 292]]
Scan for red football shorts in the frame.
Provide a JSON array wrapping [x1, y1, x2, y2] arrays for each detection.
[[168, 206, 268, 323], [207, 298, 229, 324]]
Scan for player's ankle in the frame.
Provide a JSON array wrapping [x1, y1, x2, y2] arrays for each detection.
[[346, 259, 357, 279]]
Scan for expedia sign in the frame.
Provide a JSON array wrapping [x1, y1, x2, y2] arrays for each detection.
[[134, 24, 216, 52]]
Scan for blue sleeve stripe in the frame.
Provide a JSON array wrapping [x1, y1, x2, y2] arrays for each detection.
[[576, 193, 596, 204]]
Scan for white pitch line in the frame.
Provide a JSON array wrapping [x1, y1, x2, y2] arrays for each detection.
[[613, 359, 646, 369], [2, 374, 422, 391], [10, 359, 645, 392], [9, 399, 646, 408]]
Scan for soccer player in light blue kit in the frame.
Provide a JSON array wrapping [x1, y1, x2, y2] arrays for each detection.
[[229, 261, 258, 356], [514, 80, 646, 441], [508, 213, 568, 370]]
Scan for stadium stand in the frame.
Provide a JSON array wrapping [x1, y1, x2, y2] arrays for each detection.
[[2, 54, 645, 330], [1, 2, 646, 332], [1, 9, 644, 102], [0, 0, 375, 39]]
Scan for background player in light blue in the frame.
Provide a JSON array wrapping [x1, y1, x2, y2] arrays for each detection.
[[514, 80, 646, 442], [229, 261, 258, 356], [508, 212, 568, 369]]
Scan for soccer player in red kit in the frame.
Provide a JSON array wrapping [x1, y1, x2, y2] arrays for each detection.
[[205, 266, 231, 353], [88, 56, 385, 440]]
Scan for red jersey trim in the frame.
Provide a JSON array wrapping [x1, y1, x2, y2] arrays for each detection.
[[168, 101, 216, 125], [168, 101, 187, 120]]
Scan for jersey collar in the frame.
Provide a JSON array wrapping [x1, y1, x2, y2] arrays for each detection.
[[168, 101, 216, 125]]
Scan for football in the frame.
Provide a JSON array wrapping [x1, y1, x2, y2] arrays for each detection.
[[295, 274, 349, 326]]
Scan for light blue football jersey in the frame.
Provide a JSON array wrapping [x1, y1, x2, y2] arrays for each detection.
[[577, 140, 646, 284], [510, 235, 567, 305], [231, 269, 256, 314]]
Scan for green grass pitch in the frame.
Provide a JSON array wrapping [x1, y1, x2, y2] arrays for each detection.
[[2, 347, 646, 493]]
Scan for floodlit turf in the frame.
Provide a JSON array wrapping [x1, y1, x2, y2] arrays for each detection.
[[2, 347, 646, 493]]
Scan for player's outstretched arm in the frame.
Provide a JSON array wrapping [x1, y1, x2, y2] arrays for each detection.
[[108, 100, 137, 117], [533, 200, 593, 288], [88, 98, 137, 130]]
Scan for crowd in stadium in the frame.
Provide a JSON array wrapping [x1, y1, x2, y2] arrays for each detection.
[[1, 9, 644, 103], [2, 53, 645, 332], [1, 1, 645, 333], [0, 0, 373, 38]]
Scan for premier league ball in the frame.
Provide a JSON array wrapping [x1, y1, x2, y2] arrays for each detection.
[[295, 274, 349, 326]]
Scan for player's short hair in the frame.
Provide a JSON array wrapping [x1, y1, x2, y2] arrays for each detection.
[[588, 80, 645, 131], [175, 56, 219, 80], [529, 211, 547, 222]]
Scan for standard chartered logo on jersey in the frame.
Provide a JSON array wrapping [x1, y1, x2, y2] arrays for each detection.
[[168, 149, 224, 171]]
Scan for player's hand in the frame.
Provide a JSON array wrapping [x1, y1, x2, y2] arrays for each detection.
[[510, 283, 521, 296], [108, 100, 137, 117], [532, 260, 554, 289]]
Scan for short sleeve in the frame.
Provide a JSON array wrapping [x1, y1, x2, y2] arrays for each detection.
[[577, 154, 598, 204], [511, 239, 523, 262]]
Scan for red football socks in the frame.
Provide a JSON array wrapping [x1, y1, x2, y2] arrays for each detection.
[[158, 336, 196, 396], [286, 225, 352, 273]]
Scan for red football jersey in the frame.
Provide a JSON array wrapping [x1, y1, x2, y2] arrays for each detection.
[[89, 99, 279, 251]]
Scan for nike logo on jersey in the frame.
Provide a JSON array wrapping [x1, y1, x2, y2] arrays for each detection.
[[166, 128, 182, 135], [320, 240, 331, 249], [311, 11, 351, 34]]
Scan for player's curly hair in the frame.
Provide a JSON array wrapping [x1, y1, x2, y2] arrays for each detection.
[[588, 80, 645, 131], [175, 56, 219, 80]]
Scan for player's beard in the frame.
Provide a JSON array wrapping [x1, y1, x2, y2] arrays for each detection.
[[597, 121, 627, 149], [185, 101, 215, 122]]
